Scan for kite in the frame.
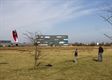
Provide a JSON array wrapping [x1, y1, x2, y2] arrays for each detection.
[[12, 30, 18, 43]]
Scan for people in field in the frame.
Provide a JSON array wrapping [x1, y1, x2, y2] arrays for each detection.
[[98, 46, 104, 62], [74, 48, 78, 63]]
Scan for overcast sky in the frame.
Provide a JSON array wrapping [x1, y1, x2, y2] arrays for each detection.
[[0, 0, 112, 43]]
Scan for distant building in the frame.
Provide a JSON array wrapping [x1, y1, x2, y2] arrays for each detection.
[[0, 40, 12, 47], [36, 35, 68, 46]]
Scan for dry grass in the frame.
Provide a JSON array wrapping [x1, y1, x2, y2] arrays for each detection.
[[0, 46, 112, 80]]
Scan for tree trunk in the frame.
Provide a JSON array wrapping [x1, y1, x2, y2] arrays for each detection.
[[35, 45, 38, 67]]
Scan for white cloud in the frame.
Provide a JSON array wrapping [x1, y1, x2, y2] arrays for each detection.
[[0, 0, 105, 42], [0, 0, 98, 28]]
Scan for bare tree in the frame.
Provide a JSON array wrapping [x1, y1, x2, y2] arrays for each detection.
[[23, 32, 42, 68], [101, 6, 112, 40]]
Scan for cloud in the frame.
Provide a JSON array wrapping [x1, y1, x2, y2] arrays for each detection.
[[0, 0, 100, 29], [0, 0, 107, 42]]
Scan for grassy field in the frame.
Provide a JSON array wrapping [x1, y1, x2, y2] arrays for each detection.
[[0, 46, 112, 80]]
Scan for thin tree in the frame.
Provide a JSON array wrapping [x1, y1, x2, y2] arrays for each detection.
[[101, 6, 112, 40], [23, 32, 42, 68]]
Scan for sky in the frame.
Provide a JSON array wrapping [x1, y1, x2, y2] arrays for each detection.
[[0, 0, 112, 43]]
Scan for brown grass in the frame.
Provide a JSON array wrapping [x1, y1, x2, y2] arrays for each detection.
[[0, 46, 112, 80]]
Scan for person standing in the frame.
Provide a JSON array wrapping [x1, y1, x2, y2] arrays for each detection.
[[74, 48, 78, 63], [98, 46, 104, 62]]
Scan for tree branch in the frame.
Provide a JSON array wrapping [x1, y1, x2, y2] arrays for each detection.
[[104, 34, 112, 40]]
